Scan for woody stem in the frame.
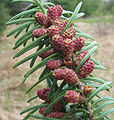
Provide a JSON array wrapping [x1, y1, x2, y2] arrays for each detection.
[[76, 77, 96, 120]]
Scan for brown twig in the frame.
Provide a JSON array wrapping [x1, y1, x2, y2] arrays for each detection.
[[76, 77, 96, 120]]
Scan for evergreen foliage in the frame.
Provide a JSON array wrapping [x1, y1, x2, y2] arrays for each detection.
[[6, 0, 114, 120]]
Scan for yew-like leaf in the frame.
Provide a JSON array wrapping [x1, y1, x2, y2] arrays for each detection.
[[39, 67, 50, 79], [14, 24, 40, 48], [23, 53, 58, 83], [6, 18, 35, 25], [30, 45, 44, 68], [75, 41, 98, 56], [47, 79, 58, 100], [42, 2, 55, 7], [20, 104, 46, 115], [96, 108, 114, 120], [75, 28, 83, 33], [14, 27, 26, 38], [13, 45, 52, 68], [26, 3, 38, 10], [75, 12, 85, 19], [31, 114, 64, 120], [81, 77, 106, 84], [35, 0, 46, 15], [25, 71, 53, 94], [7, 22, 34, 37], [93, 101, 114, 116], [90, 58, 104, 66], [75, 33, 94, 40], [87, 82, 112, 103], [46, 77, 53, 88], [22, 108, 39, 120], [62, 2, 82, 34], [9, 8, 38, 21], [13, 34, 49, 58], [12, 0, 36, 4], [27, 95, 38, 103], [92, 97, 114, 107], [62, 10, 73, 15], [94, 65, 107, 70]]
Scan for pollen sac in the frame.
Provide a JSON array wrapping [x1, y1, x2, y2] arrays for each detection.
[[51, 34, 63, 51], [37, 88, 50, 102], [63, 68, 78, 85], [73, 37, 85, 52], [39, 48, 55, 59], [53, 68, 65, 80], [79, 59, 94, 78], [64, 90, 82, 103], [73, 51, 88, 68], [56, 5, 63, 17], [32, 27, 47, 38], [47, 6, 59, 21], [84, 85, 93, 96], [61, 39, 74, 56], [35, 12, 48, 27], [53, 68, 78, 85], [46, 59, 63, 70], [62, 27, 76, 40], [48, 25, 60, 38], [53, 19, 64, 33]]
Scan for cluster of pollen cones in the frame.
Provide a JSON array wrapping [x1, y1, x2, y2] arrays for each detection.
[[31, 4, 94, 119]]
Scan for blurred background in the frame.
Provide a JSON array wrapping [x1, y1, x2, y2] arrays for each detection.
[[0, 0, 114, 120], [0, 0, 114, 35]]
